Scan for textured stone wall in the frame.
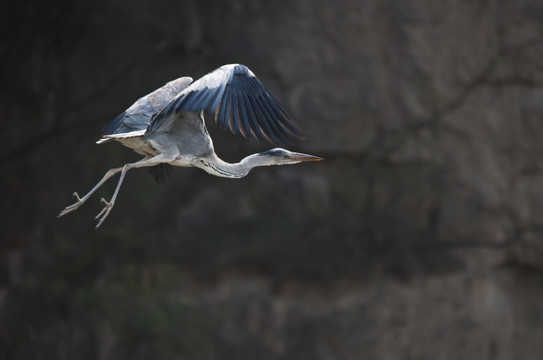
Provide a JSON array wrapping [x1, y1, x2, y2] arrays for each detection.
[[2, 0, 543, 359]]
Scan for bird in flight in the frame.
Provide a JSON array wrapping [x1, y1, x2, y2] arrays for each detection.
[[58, 64, 322, 228]]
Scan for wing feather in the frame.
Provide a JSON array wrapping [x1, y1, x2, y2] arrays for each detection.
[[235, 89, 251, 138], [229, 88, 241, 135], [263, 90, 304, 138], [102, 77, 193, 136], [256, 94, 290, 143], [241, 92, 265, 141], [217, 85, 232, 131], [247, 96, 276, 143], [147, 64, 304, 144]]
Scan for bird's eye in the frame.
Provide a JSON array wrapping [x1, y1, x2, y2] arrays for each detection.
[[283, 155, 289, 159]]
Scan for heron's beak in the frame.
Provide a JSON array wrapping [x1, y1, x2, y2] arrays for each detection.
[[290, 152, 324, 162]]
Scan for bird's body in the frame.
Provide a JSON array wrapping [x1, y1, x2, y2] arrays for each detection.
[[59, 64, 322, 228]]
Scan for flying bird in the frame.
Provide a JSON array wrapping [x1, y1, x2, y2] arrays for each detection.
[[58, 64, 322, 228]]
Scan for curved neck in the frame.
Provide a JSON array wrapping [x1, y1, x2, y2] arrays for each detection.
[[195, 153, 274, 179]]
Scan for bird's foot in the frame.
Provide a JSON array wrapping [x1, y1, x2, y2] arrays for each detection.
[[94, 198, 114, 229], [58, 192, 85, 217]]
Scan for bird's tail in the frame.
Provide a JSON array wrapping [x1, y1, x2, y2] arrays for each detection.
[[96, 130, 147, 144]]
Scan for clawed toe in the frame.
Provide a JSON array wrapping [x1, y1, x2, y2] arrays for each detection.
[[95, 198, 112, 219], [94, 198, 114, 229], [58, 162, 133, 228], [58, 192, 85, 217], [58, 192, 115, 229]]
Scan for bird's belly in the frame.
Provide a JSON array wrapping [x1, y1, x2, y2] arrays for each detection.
[[116, 137, 159, 157], [144, 137, 207, 168]]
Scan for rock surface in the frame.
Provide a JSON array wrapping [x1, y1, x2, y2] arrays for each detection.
[[2, 0, 543, 359]]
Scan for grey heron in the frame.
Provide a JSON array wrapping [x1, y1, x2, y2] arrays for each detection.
[[58, 64, 322, 228]]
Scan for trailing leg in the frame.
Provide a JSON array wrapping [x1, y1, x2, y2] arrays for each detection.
[[58, 164, 131, 217], [92, 154, 178, 229]]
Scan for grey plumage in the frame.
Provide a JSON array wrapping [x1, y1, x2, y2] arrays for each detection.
[[59, 64, 322, 229], [146, 64, 304, 144], [102, 76, 193, 138]]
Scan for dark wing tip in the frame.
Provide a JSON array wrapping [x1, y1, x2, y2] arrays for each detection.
[[214, 66, 305, 145], [101, 111, 127, 136], [148, 64, 306, 145]]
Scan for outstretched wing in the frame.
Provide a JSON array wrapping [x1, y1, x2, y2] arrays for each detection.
[[146, 64, 304, 144], [102, 76, 194, 136]]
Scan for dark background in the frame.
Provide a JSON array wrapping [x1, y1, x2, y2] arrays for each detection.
[[2, 0, 543, 359]]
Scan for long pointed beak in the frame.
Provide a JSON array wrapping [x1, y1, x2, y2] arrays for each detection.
[[290, 152, 324, 162]]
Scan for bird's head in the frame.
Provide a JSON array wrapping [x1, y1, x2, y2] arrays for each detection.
[[257, 148, 323, 165]]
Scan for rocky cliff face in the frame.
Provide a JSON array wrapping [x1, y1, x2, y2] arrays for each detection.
[[2, 0, 543, 359]]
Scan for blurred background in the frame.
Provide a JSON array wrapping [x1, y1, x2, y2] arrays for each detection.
[[2, 0, 543, 359]]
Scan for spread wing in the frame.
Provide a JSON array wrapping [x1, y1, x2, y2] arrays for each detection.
[[146, 64, 304, 144], [101, 76, 194, 136]]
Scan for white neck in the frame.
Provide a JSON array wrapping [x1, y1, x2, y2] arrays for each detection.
[[194, 153, 278, 178]]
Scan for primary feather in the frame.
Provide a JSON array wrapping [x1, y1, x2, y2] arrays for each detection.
[[145, 64, 304, 144]]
